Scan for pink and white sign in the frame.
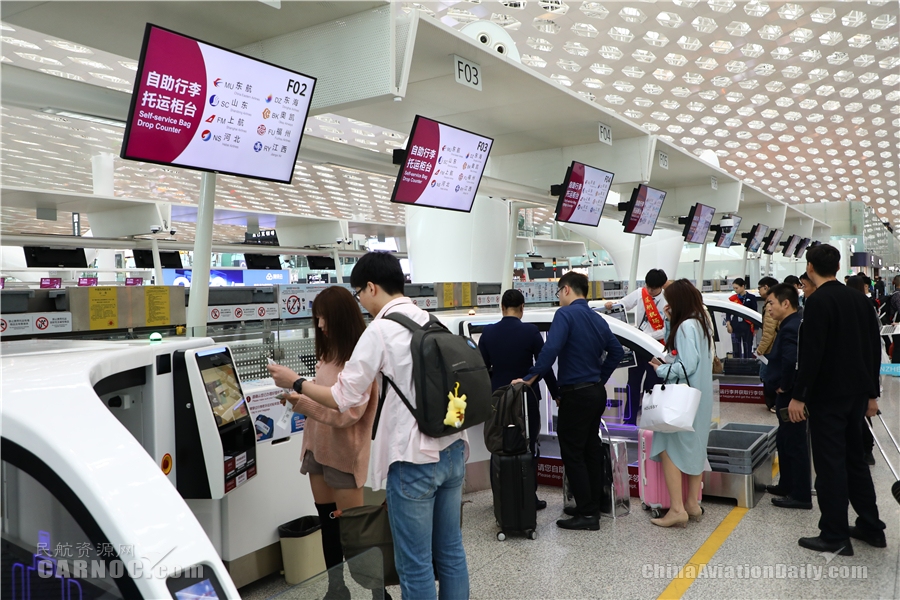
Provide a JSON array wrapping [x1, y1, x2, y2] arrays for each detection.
[[391, 116, 493, 213], [125, 277, 144, 286], [39, 278, 62, 289], [121, 24, 315, 183], [77, 277, 99, 287], [555, 161, 614, 227], [624, 184, 667, 236]]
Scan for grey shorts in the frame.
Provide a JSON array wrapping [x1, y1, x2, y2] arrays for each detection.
[[300, 451, 357, 490]]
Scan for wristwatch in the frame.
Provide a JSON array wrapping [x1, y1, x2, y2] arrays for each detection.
[[292, 377, 307, 395]]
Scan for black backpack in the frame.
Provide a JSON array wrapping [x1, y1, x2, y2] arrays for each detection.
[[483, 383, 530, 456], [372, 312, 492, 439]]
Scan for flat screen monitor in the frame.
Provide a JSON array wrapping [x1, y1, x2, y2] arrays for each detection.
[[794, 237, 811, 258], [133, 249, 183, 268], [195, 347, 250, 429], [243, 253, 282, 270], [713, 215, 743, 248], [121, 24, 316, 184], [745, 223, 769, 253], [306, 255, 336, 270], [682, 203, 716, 244], [554, 161, 614, 227], [782, 234, 801, 257], [763, 229, 784, 255], [623, 184, 667, 236], [23, 247, 88, 269], [390, 115, 493, 213]]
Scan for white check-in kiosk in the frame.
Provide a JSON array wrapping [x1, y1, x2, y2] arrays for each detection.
[[1, 339, 240, 599], [172, 346, 257, 498]]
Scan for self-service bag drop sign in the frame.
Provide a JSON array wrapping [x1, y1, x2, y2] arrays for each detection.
[[173, 346, 257, 499]]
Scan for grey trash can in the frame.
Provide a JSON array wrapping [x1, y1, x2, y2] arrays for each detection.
[[278, 516, 327, 585]]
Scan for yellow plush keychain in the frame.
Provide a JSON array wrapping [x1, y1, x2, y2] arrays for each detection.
[[443, 382, 467, 428]]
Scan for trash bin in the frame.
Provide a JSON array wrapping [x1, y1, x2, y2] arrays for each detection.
[[278, 516, 327, 585]]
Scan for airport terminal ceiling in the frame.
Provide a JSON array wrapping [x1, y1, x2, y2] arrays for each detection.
[[0, 1, 898, 244]]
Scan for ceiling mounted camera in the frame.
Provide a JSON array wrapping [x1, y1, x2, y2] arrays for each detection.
[[459, 21, 521, 63]]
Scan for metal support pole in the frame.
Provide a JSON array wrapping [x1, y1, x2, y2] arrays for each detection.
[[503, 201, 520, 289], [150, 237, 164, 286], [698, 241, 709, 291], [740, 249, 749, 282], [766, 253, 772, 279], [628, 234, 641, 293], [331, 248, 343, 284], [186, 172, 217, 338]]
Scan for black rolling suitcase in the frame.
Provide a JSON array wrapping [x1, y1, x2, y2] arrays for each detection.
[[723, 357, 760, 376], [489, 384, 537, 541]]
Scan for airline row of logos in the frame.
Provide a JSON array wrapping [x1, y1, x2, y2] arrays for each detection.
[[0, 313, 72, 337]]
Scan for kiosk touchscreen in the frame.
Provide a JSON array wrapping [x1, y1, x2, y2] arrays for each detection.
[[173, 346, 257, 499]]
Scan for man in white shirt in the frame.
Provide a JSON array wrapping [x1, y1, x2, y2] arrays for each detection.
[[269, 252, 468, 600], [604, 269, 668, 425]]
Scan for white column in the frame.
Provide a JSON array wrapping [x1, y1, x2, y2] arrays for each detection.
[[331, 248, 343, 284], [766, 253, 772, 279], [697, 242, 709, 288], [502, 201, 520, 289], [406, 196, 509, 284], [91, 153, 115, 196], [150, 238, 164, 286], [628, 234, 641, 293], [740, 249, 749, 281], [186, 173, 217, 337]]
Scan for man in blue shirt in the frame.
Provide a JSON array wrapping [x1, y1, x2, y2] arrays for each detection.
[[519, 272, 624, 531], [479, 289, 560, 511]]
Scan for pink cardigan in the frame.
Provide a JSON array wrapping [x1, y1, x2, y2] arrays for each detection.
[[291, 360, 378, 488]]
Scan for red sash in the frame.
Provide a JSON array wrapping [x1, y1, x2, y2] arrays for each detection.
[[642, 288, 665, 334], [729, 294, 755, 334]]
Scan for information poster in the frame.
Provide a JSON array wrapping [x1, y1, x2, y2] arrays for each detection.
[[121, 24, 316, 183], [164, 268, 289, 287], [89, 287, 119, 330], [391, 116, 493, 212], [555, 162, 614, 227], [243, 381, 305, 442], [443, 283, 455, 307], [462, 282, 474, 307], [624, 185, 667, 236], [145, 286, 172, 326]]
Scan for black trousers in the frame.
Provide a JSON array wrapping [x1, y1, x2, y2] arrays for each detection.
[[893, 335, 900, 363], [808, 396, 886, 542], [556, 383, 606, 516], [775, 393, 811, 502], [526, 388, 542, 497]]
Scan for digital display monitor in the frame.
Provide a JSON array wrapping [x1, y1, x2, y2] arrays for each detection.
[[682, 203, 716, 244], [623, 185, 667, 236], [390, 115, 493, 213], [243, 253, 282, 270], [782, 234, 801, 257], [745, 223, 769, 253], [195, 347, 250, 429], [794, 237, 811, 258], [714, 215, 743, 248], [306, 255, 336, 270], [174, 578, 220, 600], [121, 24, 316, 183], [133, 249, 183, 268], [24, 247, 88, 269], [763, 228, 784, 255], [554, 161, 614, 227]]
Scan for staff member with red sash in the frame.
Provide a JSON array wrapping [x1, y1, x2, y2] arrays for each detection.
[[605, 269, 668, 424]]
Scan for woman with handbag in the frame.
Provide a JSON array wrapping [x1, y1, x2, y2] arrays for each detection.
[[647, 279, 715, 528], [268, 286, 378, 599]]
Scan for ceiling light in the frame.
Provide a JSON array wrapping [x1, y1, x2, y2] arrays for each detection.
[[563, 41, 589, 56], [532, 16, 561, 34], [643, 31, 669, 47], [632, 49, 656, 63], [579, 2, 609, 19], [599, 46, 623, 60], [665, 53, 688, 67], [692, 17, 718, 33], [744, 1, 770, 18], [754, 63, 775, 76], [590, 63, 613, 75], [799, 49, 821, 63], [819, 32, 843, 46], [847, 34, 871, 48], [741, 43, 764, 58], [527, 37, 554, 51], [781, 66, 802, 79], [871, 14, 897, 30], [877, 36, 899, 51], [841, 10, 867, 27], [657, 12, 684, 28], [619, 7, 647, 23], [571, 23, 599, 38]]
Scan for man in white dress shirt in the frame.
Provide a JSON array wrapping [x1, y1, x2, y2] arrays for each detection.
[[604, 269, 668, 424], [269, 252, 469, 600]]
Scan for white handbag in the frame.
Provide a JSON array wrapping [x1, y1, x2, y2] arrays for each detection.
[[638, 363, 702, 433]]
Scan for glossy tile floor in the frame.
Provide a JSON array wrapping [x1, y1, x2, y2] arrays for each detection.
[[241, 375, 900, 599]]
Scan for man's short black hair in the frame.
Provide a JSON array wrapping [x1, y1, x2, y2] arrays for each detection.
[[733, 277, 746, 287], [799, 272, 811, 282], [558, 271, 589, 297], [645, 269, 668, 289], [758, 276, 778, 289], [769, 283, 799, 309], [501, 289, 525, 309], [783, 275, 801, 287], [349, 251, 405, 295], [806, 243, 840, 278]]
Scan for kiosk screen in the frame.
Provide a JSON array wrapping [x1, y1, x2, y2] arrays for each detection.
[[195, 348, 249, 428]]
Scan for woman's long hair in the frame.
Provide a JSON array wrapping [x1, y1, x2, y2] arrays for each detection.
[[663, 279, 713, 352], [311, 286, 367, 365]]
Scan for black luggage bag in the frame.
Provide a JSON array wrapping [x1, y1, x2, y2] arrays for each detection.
[[490, 384, 537, 541], [723, 357, 760, 376]]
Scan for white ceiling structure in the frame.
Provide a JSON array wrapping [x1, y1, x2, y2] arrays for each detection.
[[1, 1, 898, 244]]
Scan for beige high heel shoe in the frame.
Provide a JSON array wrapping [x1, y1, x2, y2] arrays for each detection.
[[687, 506, 705, 523], [650, 510, 689, 528]]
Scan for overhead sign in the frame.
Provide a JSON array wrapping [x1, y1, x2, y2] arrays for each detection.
[[121, 24, 316, 184], [555, 161, 614, 227], [598, 122, 612, 146], [453, 55, 482, 91], [391, 115, 493, 213]]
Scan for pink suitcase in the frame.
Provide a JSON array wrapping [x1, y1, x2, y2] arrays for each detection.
[[639, 429, 702, 518]]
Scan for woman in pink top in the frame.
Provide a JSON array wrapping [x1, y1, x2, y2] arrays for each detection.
[[273, 286, 377, 598]]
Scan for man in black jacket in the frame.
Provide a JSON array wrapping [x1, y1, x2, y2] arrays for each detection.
[[789, 244, 886, 556], [763, 284, 810, 509]]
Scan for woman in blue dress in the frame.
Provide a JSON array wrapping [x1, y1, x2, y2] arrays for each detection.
[[648, 279, 715, 528]]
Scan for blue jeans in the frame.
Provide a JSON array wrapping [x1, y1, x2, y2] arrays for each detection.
[[386, 440, 469, 600]]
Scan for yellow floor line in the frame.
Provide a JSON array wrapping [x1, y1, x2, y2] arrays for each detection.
[[656, 506, 750, 600]]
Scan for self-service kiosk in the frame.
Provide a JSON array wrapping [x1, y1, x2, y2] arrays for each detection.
[[172, 346, 257, 499]]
